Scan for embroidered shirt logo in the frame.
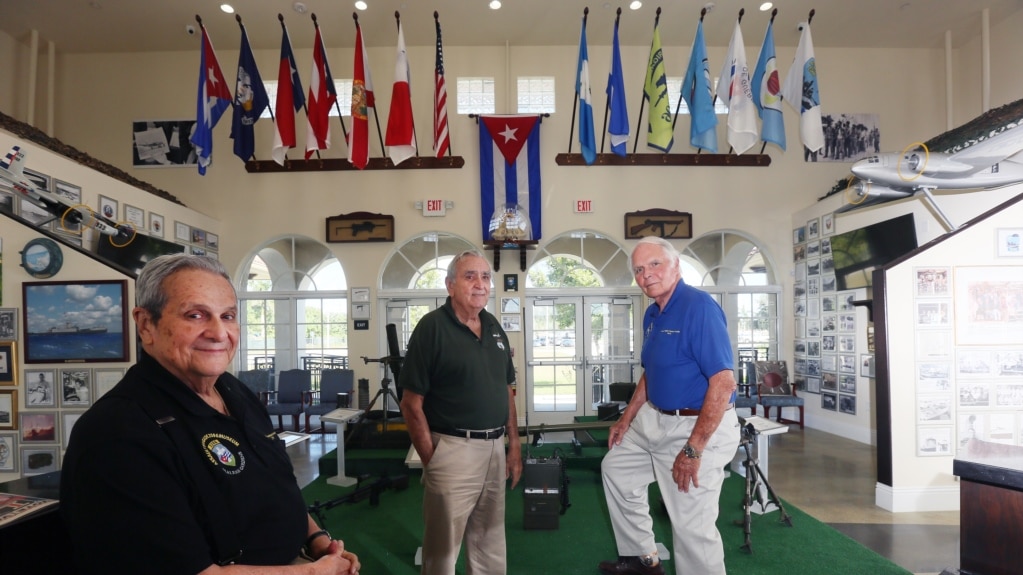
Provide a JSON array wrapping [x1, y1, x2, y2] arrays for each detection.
[[493, 332, 506, 351], [202, 433, 246, 475]]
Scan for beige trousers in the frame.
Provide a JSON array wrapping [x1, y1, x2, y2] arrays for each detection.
[[420, 432, 507, 575]]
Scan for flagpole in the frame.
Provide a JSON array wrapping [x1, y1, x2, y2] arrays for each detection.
[[276, 14, 310, 162], [632, 7, 659, 155], [312, 13, 349, 143], [435, 11, 452, 157], [600, 7, 621, 155], [354, 13, 386, 161], [671, 7, 706, 131], [396, 11, 419, 158], [724, 8, 745, 156], [758, 8, 778, 156], [568, 7, 587, 155]]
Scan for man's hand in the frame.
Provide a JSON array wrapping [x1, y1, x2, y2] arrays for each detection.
[[506, 443, 522, 489], [314, 539, 360, 575], [671, 450, 701, 492], [607, 419, 631, 449]]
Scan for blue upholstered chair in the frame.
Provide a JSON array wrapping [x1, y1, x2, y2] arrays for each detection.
[[236, 369, 273, 396], [734, 361, 758, 416], [755, 360, 804, 428], [304, 369, 355, 433], [263, 369, 311, 432]]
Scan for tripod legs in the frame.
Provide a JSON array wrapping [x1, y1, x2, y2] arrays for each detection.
[[736, 437, 793, 553], [361, 377, 402, 433]]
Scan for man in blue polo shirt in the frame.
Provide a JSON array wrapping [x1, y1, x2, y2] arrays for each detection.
[[599, 237, 739, 575]]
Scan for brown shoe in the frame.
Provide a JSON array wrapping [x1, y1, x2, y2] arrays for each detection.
[[597, 556, 665, 575]]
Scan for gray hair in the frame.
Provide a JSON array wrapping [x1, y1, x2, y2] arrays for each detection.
[[136, 254, 234, 322], [631, 236, 681, 271], [446, 249, 488, 281]]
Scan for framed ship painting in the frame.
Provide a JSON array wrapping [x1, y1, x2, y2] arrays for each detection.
[[22, 280, 129, 363]]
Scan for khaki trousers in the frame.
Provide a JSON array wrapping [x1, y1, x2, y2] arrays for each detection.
[[420, 432, 507, 575], [601, 403, 740, 575]]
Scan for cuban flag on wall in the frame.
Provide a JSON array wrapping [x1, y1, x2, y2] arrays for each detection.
[[479, 115, 542, 241]]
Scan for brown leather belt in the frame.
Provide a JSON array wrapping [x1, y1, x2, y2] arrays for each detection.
[[654, 404, 734, 416]]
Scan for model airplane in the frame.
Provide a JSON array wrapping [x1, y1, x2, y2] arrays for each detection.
[[0, 145, 135, 244], [838, 120, 1023, 229]]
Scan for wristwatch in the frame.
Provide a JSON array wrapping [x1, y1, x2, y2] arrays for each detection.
[[682, 442, 702, 459]]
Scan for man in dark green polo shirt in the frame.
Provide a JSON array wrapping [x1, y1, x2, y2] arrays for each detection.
[[399, 249, 522, 575]]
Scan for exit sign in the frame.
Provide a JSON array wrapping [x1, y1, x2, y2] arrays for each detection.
[[575, 200, 593, 213], [424, 199, 446, 216]]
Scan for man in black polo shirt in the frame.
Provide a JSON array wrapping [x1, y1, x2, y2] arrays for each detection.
[[399, 250, 522, 575]]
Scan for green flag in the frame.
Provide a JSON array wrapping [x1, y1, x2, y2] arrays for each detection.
[[644, 22, 674, 152]]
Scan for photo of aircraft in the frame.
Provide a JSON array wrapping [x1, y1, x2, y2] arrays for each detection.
[[0, 145, 135, 244], [838, 112, 1023, 231]]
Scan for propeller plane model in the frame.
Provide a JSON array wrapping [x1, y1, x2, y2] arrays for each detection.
[[0, 145, 135, 245], [839, 120, 1023, 231]]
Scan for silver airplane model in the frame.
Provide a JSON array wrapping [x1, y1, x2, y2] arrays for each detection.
[[0, 145, 135, 244], [839, 121, 1023, 231]]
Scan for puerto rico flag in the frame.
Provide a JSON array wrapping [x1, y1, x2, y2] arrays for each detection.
[[479, 115, 542, 241]]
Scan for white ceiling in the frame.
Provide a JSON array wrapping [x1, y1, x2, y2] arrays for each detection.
[[2, 0, 1022, 54]]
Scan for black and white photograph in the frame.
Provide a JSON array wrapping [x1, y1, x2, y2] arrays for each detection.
[[0, 432, 17, 473], [994, 383, 1023, 408], [916, 300, 951, 327], [860, 354, 875, 378], [822, 274, 837, 292], [821, 392, 837, 411], [822, 295, 837, 313], [806, 240, 820, 258], [20, 446, 59, 476], [839, 374, 857, 394], [501, 314, 521, 332], [822, 335, 836, 352], [917, 427, 952, 456], [500, 297, 520, 314], [822, 354, 837, 372], [807, 217, 820, 240], [958, 383, 990, 407], [839, 355, 857, 374], [839, 394, 857, 415], [24, 369, 56, 407], [805, 376, 821, 394], [132, 120, 198, 167], [205, 232, 219, 251], [0, 308, 16, 339], [958, 413, 984, 450], [839, 335, 856, 353], [916, 330, 952, 360], [0, 189, 15, 214], [819, 112, 881, 163], [53, 180, 83, 235], [822, 372, 838, 391], [915, 267, 950, 296], [839, 314, 856, 332], [918, 395, 953, 422], [60, 368, 92, 407], [917, 362, 952, 392]]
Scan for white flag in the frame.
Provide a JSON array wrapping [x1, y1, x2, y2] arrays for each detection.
[[782, 23, 824, 154], [716, 19, 758, 154]]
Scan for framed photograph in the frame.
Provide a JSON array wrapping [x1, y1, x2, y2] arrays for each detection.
[[860, 354, 875, 378], [504, 274, 518, 292], [822, 213, 835, 236], [917, 427, 952, 456], [916, 300, 951, 327], [501, 297, 521, 314], [0, 308, 17, 340], [807, 217, 820, 240], [821, 392, 837, 411], [205, 232, 219, 251], [60, 368, 92, 407], [915, 267, 950, 296], [62, 411, 85, 446], [919, 394, 953, 422], [149, 212, 165, 238], [955, 266, 1023, 345], [191, 227, 206, 246], [839, 394, 856, 415], [21, 446, 59, 476], [995, 228, 1022, 257], [24, 369, 56, 407], [0, 432, 18, 473], [0, 390, 17, 430], [839, 354, 857, 374], [0, 341, 17, 386], [0, 189, 15, 214], [351, 302, 370, 321], [822, 372, 838, 391], [53, 180, 83, 235], [793, 226, 806, 245], [132, 119, 198, 167], [18, 196, 53, 229], [123, 204, 144, 230], [839, 374, 857, 394], [189, 246, 207, 257], [20, 412, 57, 443], [23, 280, 130, 363], [805, 376, 821, 394], [501, 314, 521, 332], [93, 368, 124, 399], [350, 288, 370, 303], [98, 194, 118, 221], [820, 237, 832, 255], [175, 221, 191, 242]]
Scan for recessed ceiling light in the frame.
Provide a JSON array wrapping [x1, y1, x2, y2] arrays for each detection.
[[629, 1, 642, 10], [354, 1, 367, 11], [489, 0, 502, 9], [759, 2, 773, 10], [220, 4, 234, 14], [293, 2, 307, 14]]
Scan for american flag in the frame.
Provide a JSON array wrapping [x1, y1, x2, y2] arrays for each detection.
[[433, 14, 450, 158]]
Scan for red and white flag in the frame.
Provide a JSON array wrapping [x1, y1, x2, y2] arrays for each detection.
[[385, 21, 416, 166], [305, 26, 338, 159], [347, 22, 375, 169], [433, 15, 450, 158], [271, 24, 305, 166]]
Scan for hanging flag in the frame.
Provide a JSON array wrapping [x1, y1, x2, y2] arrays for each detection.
[[305, 26, 338, 159], [783, 22, 824, 154], [190, 25, 232, 175], [230, 25, 269, 163], [385, 21, 417, 166], [605, 17, 629, 157], [479, 115, 542, 241], [271, 24, 305, 166], [348, 21, 376, 169], [716, 19, 758, 155], [576, 16, 596, 165], [681, 19, 717, 153], [433, 15, 451, 158], [751, 19, 786, 150], [643, 20, 673, 152]]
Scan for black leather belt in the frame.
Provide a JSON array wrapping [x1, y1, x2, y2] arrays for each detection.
[[654, 404, 734, 416], [431, 426, 505, 440]]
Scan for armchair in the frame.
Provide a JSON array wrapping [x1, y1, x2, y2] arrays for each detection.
[[305, 368, 355, 433], [236, 369, 273, 396], [734, 361, 758, 416], [755, 360, 804, 428], [263, 369, 311, 432]]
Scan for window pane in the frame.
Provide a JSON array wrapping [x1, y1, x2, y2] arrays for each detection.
[[517, 76, 555, 114]]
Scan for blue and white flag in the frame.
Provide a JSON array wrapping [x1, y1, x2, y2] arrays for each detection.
[[783, 22, 824, 154], [751, 20, 786, 150], [681, 20, 717, 153], [479, 115, 542, 241], [231, 26, 269, 162], [576, 17, 596, 165], [605, 17, 629, 156], [190, 26, 232, 175]]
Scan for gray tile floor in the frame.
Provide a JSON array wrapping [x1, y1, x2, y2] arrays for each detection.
[[288, 423, 959, 575]]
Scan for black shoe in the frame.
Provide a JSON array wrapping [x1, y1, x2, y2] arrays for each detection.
[[597, 555, 665, 575]]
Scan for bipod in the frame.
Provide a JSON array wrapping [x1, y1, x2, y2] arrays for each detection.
[[734, 430, 792, 553]]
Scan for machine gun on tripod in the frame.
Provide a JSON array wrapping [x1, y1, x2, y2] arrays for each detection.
[[734, 418, 792, 553], [357, 323, 406, 433], [307, 473, 410, 526]]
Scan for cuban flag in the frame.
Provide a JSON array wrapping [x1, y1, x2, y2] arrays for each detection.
[[479, 115, 542, 241], [190, 26, 232, 175]]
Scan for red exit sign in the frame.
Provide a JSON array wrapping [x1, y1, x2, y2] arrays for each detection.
[[423, 199, 446, 216], [575, 200, 592, 213]]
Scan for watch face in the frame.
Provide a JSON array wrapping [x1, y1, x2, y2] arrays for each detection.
[[21, 238, 64, 279]]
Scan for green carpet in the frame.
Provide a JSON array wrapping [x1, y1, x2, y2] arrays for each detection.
[[302, 457, 911, 575]]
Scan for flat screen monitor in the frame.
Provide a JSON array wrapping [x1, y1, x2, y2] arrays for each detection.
[[830, 213, 918, 291], [96, 233, 186, 277]]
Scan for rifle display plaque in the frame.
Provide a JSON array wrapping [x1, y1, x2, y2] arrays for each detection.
[[624, 209, 692, 240], [326, 212, 394, 243]]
